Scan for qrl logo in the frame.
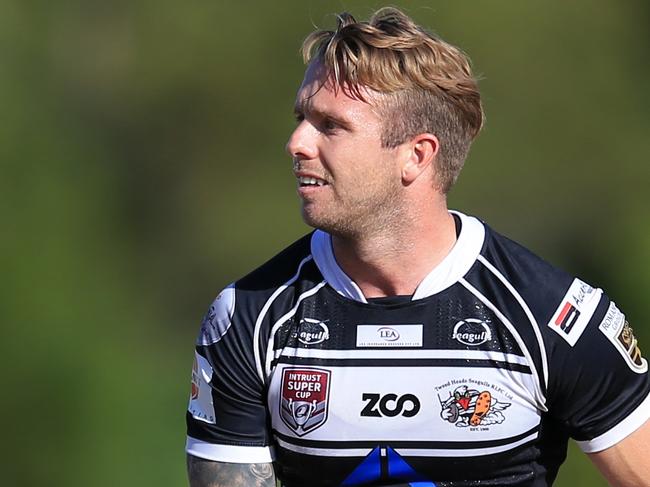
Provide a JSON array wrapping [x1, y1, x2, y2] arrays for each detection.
[[280, 368, 330, 436], [361, 393, 421, 417]]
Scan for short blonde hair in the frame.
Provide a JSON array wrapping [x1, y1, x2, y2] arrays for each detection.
[[301, 7, 483, 193]]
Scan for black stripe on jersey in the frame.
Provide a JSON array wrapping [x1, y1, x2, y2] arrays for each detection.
[[273, 355, 532, 374], [273, 425, 539, 450]]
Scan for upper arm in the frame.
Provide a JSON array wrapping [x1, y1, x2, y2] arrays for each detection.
[[187, 454, 276, 487], [186, 287, 275, 466], [544, 293, 650, 446], [543, 292, 650, 483], [588, 419, 650, 487]]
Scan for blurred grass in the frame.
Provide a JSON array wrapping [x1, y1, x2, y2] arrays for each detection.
[[2, 0, 648, 485]]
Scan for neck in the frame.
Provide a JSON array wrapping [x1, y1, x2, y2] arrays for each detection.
[[331, 206, 457, 298]]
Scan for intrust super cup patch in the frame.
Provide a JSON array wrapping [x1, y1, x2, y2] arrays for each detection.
[[280, 367, 330, 436], [547, 278, 602, 346], [599, 302, 648, 373]]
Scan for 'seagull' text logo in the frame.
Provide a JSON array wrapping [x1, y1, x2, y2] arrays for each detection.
[[297, 318, 330, 345], [452, 319, 492, 346]]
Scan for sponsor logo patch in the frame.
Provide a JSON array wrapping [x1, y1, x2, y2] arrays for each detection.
[[188, 352, 216, 424], [191, 357, 199, 400], [555, 302, 580, 333], [599, 302, 647, 373], [360, 393, 421, 418], [280, 368, 330, 436], [296, 318, 330, 345], [198, 285, 235, 346], [356, 324, 423, 347], [548, 278, 602, 346], [452, 319, 492, 346], [435, 379, 512, 430]]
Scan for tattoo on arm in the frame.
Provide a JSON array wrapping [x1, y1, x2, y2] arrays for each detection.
[[187, 455, 277, 487]]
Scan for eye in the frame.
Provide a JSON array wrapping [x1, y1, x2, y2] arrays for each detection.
[[323, 119, 336, 130], [320, 118, 339, 134]]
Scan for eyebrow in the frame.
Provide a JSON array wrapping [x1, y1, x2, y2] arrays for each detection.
[[293, 99, 353, 130]]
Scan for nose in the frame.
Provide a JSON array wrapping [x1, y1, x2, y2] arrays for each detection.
[[286, 120, 317, 161]]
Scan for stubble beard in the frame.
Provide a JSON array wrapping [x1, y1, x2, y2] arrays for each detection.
[[301, 178, 404, 240]]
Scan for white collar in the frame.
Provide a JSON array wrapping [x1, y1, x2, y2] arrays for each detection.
[[310, 211, 485, 303]]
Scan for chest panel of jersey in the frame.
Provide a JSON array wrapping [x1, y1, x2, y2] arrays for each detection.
[[265, 284, 546, 486], [187, 220, 650, 487]]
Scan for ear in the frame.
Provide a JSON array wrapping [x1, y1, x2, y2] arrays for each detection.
[[400, 133, 439, 185]]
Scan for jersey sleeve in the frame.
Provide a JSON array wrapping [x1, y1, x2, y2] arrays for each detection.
[[185, 284, 274, 463], [544, 278, 650, 453]]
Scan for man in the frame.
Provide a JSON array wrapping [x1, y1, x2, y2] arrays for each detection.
[[186, 8, 650, 487]]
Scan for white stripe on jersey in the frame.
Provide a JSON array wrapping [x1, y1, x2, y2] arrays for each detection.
[[274, 347, 530, 366], [477, 255, 550, 391], [275, 437, 372, 457], [264, 280, 328, 377], [186, 436, 275, 463], [275, 430, 539, 458], [577, 390, 650, 453], [394, 431, 540, 457], [460, 278, 548, 411], [253, 255, 314, 382]]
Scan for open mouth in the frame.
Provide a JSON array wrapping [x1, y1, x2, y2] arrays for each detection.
[[298, 176, 328, 187]]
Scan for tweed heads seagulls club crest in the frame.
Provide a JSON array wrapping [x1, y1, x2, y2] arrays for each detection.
[[437, 383, 511, 428], [280, 368, 331, 436]]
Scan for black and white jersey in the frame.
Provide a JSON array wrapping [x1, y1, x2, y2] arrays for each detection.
[[186, 211, 649, 487]]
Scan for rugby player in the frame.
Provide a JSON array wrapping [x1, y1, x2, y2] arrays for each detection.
[[186, 7, 650, 487]]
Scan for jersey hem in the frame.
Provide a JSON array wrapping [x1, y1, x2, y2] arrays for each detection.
[[186, 436, 275, 463], [577, 390, 650, 453]]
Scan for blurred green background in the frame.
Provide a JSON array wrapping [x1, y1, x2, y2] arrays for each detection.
[[3, 0, 648, 485]]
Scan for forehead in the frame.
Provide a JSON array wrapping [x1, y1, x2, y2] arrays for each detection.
[[294, 62, 381, 119]]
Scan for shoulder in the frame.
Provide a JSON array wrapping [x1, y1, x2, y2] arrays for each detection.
[[477, 222, 611, 345], [197, 232, 319, 346], [476, 222, 586, 326], [236, 232, 316, 292], [479, 222, 574, 294]]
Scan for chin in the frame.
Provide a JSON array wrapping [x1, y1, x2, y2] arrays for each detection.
[[300, 208, 326, 230], [301, 207, 333, 231], [301, 209, 358, 238]]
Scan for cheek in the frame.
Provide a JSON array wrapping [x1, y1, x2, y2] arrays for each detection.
[[320, 132, 386, 176]]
